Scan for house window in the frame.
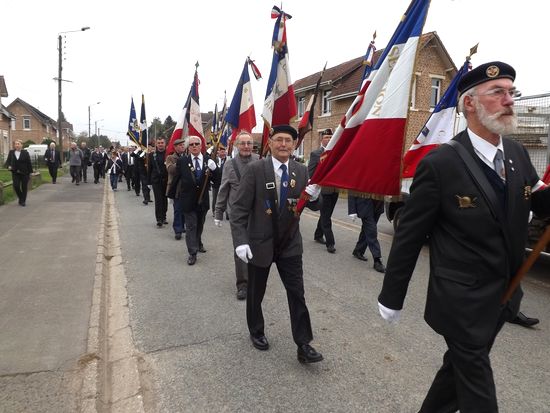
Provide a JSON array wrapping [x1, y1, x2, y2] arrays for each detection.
[[410, 73, 420, 110], [297, 96, 305, 118], [293, 140, 304, 159], [23, 116, 31, 130], [321, 90, 331, 115], [430, 76, 444, 108]]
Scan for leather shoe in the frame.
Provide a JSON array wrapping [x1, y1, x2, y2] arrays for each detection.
[[198, 245, 207, 253], [509, 311, 539, 327], [175, 233, 182, 240], [314, 237, 325, 244], [163, 220, 168, 225], [352, 251, 368, 261], [156, 222, 163, 227], [236, 288, 247, 300], [187, 255, 197, 265], [297, 344, 323, 363], [250, 335, 269, 351], [326, 245, 336, 253], [373, 260, 386, 273]]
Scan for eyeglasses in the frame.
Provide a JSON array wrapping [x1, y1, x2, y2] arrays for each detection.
[[188, 142, 201, 147], [239, 141, 254, 146], [271, 137, 294, 144], [473, 87, 521, 99]]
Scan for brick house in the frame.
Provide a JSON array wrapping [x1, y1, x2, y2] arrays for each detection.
[[292, 31, 457, 161], [6, 98, 74, 150], [0, 76, 16, 159]]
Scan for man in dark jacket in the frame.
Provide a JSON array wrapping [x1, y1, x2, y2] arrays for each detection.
[[4, 140, 33, 206], [147, 138, 168, 227], [43, 142, 61, 184], [378, 61, 550, 412]]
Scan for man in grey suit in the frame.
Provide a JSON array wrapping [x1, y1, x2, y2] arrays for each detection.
[[378, 62, 550, 412], [214, 131, 259, 300], [230, 125, 323, 363]]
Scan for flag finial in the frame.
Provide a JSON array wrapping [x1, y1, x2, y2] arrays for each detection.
[[195, 61, 199, 70], [467, 43, 479, 60]]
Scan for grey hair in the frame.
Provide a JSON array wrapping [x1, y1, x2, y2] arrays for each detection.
[[184, 135, 201, 149], [235, 130, 252, 145], [457, 86, 477, 115]]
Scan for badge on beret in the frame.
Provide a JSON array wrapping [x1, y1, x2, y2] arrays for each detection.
[[456, 195, 477, 209], [524, 186, 532, 200], [486, 65, 500, 78], [290, 178, 296, 188]]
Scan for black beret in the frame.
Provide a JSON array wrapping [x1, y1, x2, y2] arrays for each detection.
[[321, 128, 333, 136], [270, 124, 298, 140], [458, 61, 516, 95]]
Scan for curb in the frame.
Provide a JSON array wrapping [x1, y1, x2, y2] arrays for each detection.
[[80, 182, 145, 412]]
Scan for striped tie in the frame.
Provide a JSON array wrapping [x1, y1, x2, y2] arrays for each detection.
[[493, 149, 506, 181]]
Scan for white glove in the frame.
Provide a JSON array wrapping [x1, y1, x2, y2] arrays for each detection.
[[235, 244, 253, 263], [214, 219, 222, 227], [207, 159, 217, 171], [349, 213, 357, 222], [378, 301, 401, 324], [305, 184, 321, 201]]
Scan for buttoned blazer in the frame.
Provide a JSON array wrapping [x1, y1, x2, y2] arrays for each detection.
[[230, 156, 308, 267], [5, 149, 32, 175], [147, 151, 167, 184], [44, 149, 61, 167], [379, 130, 550, 345], [177, 153, 219, 213]]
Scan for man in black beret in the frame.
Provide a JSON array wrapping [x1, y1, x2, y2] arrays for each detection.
[[230, 124, 324, 363], [378, 61, 550, 412]]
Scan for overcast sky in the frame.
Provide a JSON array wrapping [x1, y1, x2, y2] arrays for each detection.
[[3, 0, 548, 145]]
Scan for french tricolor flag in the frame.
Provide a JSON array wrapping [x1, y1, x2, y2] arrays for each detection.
[[311, 0, 431, 199], [225, 59, 257, 143]]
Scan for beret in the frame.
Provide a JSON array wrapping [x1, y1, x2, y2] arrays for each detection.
[[173, 138, 185, 146], [458, 61, 516, 95], [270, 124, 298, 140], [321, 128, 333, 136]]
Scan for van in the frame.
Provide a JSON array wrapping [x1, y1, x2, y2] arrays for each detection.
[[25, 144, 48, 159]]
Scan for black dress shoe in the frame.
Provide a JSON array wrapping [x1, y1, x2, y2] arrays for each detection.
[[163, 220, 168, 225], [236, 288, 247, 301], [509, 312, 539, 327], [326, 245, 336, 253], [373, 260, 386, 273], [314, 237, 325, 244], [352, 251, 368, 261], [175, 233, 182, 240], [156, 222, 163, 227], [198, 245, 207, 253], [187, 255, 197, 265], [143, 200, 149, 205], [250, 335, 269, 351], [297, 344, 323, 363]]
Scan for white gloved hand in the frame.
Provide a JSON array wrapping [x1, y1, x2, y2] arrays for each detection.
[[349, 213, 357, 222], [214, 219, 222, 227], [378, 301, 401, 324], [235, 244, 253, 263], [305, 184, 321, 201], [207, 159, 217, 171]]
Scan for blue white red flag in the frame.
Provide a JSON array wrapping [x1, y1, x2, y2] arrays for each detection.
[[402, 59, 470, 178], [310, 0, 431, 199], [226, 59, 257, 145], [261, 5, 297, 156], [138, 94, 148, 148], [126, 97, 142, 148]]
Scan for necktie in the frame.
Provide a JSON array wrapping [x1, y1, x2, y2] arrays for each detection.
[[279, 164, 289, 210], [194, 157, 201, 179], [129, 154, 133, 165], [493, 149, 506, 181]]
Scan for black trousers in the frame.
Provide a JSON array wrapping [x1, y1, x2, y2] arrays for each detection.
[[314, 192, 339, 246], [183, 208, 207, 255], [93, 163, 101, 183], [125, 165, 136, 190], [247, 255, 313, 346], [81, 163, 89, 182], [152, 180, 168, 223], [47, 164, 58, 183], [419, 310, 509, 413], [12, 172, 29, 204]]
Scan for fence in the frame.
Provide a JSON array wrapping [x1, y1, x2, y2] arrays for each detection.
[[510, 92, 550, 177]]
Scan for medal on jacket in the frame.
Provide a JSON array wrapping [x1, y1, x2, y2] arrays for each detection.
[[524, 186, 532, 200], [455, 195, 477, 209], [290, 178, 296, 188], [265, 200, 272, 215]]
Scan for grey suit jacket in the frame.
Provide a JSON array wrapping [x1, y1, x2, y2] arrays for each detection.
[[230, 156, 308, 267]]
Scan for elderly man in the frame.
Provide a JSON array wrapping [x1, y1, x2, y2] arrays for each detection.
[[378, 61, 550, 412], [230, 124, 323, 363], [177, 136, 218, 265], [214, 131, 260, 300], [80, 141, 91, 183], [165, 138, 187, 240], [68, 142, 83, 185], [44, 142, 61, 184]]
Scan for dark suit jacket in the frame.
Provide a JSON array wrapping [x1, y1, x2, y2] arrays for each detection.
[[308, 146, 335, 195], [147, 151, 168, 184], [44, 149, 61, 167], [177, 153, 219, 213], [5, 149, 33, 175], [379, 130, 550, 345], [230, 156, 308, 267]]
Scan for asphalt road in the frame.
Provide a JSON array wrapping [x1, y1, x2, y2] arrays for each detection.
[[115, 189, 550, 413]]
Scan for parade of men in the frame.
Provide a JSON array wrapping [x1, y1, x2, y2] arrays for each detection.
[[3, 2, 550, 411]]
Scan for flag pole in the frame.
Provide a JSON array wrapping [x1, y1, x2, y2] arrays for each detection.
[[502, 221, 550, 304]]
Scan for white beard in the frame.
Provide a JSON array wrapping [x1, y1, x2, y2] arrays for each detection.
[[475, 99, 518, 135]]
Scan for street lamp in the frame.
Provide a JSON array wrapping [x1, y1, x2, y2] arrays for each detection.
[[94, 119, 104, 137], [88, 101, 101, 138], [57, 26, 90, 162]]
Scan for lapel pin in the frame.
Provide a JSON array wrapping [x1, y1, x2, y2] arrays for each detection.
[[456, 195, 477, 209]]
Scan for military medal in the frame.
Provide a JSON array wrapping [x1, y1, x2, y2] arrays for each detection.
[[456, 195, 477, 209], [290, 179, 296, 188], [524, 186, 532, 200]]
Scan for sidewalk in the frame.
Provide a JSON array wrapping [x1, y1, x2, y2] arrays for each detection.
[[0, 174, 104, 412]]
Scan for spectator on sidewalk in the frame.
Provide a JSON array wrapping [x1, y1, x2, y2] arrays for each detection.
[[43, 142, 61, 184], [4, 139, 33, 206], [68, 142, 83, 185]]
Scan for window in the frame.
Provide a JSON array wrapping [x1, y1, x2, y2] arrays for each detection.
[[293, 140, 304, 159], [430, 76, 444, 108], [410, 72, 420, 110], [297, 96, 305, 118], [23, 116, 31, 130], [321, 90, 331, 115]]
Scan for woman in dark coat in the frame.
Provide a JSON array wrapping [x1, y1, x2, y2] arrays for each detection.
[[4, 140, 33, 206]]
